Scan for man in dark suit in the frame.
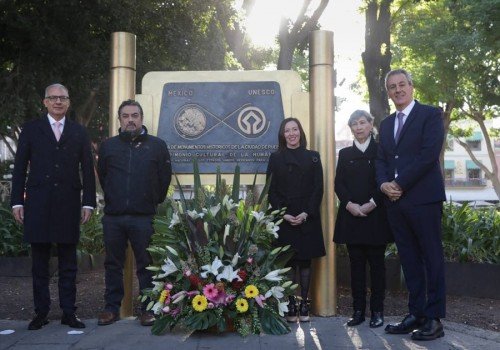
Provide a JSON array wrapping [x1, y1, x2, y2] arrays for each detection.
[[11, 83, 96, 330], [375, 69, 446, 341]]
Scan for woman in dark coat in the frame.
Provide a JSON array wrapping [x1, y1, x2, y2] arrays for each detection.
[[334, 110, 393, 328], [266, 117, 326, 323]]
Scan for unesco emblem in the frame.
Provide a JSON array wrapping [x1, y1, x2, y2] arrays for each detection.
[[237, 106, 267, 137]]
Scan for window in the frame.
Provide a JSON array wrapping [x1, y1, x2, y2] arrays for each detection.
[[466, 140, 481, 151], [444, 169, 454, 180], [467, 169, 480, 180]]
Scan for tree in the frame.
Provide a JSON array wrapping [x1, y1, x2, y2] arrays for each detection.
[[361, 0, 393, 131], [277, 0, 329, 70], [0, 0, 240, 154], [391, 0, 500, 199]]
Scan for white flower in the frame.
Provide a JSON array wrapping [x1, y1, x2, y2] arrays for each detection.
[[209, 203, 221, 217], [168, 212, 180, 228], [277, 301, 289, 317], [222, 195, 237, 210], [223, 224, 230, 245], [166, 245, 178, 256], [152, 281, 165, 292], [265, 286, 285, 299], [200, 257, 224, 278], [187, 209, 205, 219], [157, 258, 178, 278], [262, 268, 288, 282], [216, 265, 242, 282], [251, 211, 265, 222], [151, 301, 163, 314], [231, 252, 240, 267], [266, 222, 279, 238], [281, 281, 293, 288]]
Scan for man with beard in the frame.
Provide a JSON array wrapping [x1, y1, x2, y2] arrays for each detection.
[[96, 99, 171, 326]]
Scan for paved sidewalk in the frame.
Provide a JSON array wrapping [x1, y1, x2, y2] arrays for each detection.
[[1, 316, 499, 350]]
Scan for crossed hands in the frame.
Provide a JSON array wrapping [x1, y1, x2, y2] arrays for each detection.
[[346, 201, 376, 217], [12, 207, 93, 225], [284, 212, 308, 226], [380, 181, 403, 202]]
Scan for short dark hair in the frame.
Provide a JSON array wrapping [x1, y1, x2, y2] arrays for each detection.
[[117, 99, 144, 117], [277, 117, 307, 151], [385, 69, 413, 90]]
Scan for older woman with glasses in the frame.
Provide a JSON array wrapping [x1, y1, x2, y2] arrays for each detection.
[[334, 110, 393, 328]]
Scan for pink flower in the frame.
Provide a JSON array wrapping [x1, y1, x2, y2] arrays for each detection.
[[255, 295, 266, 308], [225, 294, 236, 304], [247, 257, 253, 264], [207, 302, 215, 309], [165, 283, 173, 290], [186, 290, 200, 298], [203, 283, 219, 299], [184, 270, 192, 277], [162, 305, 170, 313]]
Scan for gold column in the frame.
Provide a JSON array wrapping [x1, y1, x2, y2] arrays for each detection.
[[309, 30, 336, 316], [109, 31, 136, 318]]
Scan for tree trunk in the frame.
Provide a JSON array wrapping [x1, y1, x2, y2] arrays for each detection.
[[277, 0, 329, 70], [362, 0, 392, 131]]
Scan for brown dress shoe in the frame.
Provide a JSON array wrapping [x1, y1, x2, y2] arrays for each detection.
[[139, 312, 155, 326], [97, 311, 119, 326]]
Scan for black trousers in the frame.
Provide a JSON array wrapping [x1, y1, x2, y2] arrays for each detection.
[[387, 202, 446, 318], [102, 214, 154, 313], [31, 242, 78, 316], [347, 244, 387, 313]]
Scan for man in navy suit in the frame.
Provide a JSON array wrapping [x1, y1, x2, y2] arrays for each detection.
[[11, 83, 96, 330], [375, 69, 446, 341]]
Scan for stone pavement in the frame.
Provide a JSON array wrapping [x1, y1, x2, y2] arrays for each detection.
[[1, 316, 499, 350]]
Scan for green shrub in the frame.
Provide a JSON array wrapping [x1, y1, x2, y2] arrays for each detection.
[[442, 201, 499, 264], [78, 208, 104, 255], [0, 204, 29, 256]]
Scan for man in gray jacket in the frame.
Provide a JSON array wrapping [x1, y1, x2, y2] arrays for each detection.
[[97, 99, 171, 326]]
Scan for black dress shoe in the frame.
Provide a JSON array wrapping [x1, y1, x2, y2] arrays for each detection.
[[411, 318, 444, 341], [385, 314, 425, 334], [347, 310, 365, 326], [61, 313, 86, 328], [28, 314, 49, 330], [369, 311, 384, 328]]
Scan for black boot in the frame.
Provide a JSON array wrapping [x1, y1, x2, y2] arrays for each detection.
[[286, 296, 298, 322], [347, 310, 365, 326], [299, 299, 311, 322]]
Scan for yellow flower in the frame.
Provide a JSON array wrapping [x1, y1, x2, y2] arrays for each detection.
[[159, 290, 169, 304], [244, 285, 259, 299], [236, 298, 249, 313], [192, 295, 208, 312]]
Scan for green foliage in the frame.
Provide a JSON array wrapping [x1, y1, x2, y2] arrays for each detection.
[[0, 204, 29, 256], [78, 208, 104, 255], [441, 201, 499, 264], [0, 0, 248, 146]]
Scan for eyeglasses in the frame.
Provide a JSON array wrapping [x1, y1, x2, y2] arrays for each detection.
[[45, 96, 70, 102]]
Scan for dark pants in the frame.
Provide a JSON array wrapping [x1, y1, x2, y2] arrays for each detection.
[[102, 214, 154, 313], [31, 242, 78, 316], [387, 202, 446, 318], [347, 244, 387, 313]]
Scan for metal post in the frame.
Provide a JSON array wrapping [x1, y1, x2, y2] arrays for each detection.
[[309, 30, 336, 316], [109, 31, 136, 318]]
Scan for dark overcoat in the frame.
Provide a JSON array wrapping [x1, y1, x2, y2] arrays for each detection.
[[333, 138, 393, 245], [10, 116, 96, 243], [266, 147, 326, 260]]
